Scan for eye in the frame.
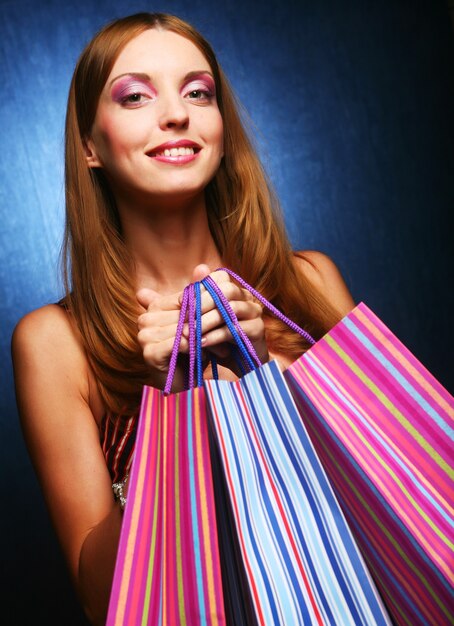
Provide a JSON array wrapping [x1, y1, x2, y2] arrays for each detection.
[[183, 78, 215, 104], [111, 79, 156, 108], [186, 89, 211, 100], [123, 92, 142, 103], [120, 92, 153, 107]]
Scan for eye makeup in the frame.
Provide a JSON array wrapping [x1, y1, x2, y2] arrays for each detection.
[[109, 71, 216, 104], [183, 73, 216, 97], [111, 75, 156, 104]]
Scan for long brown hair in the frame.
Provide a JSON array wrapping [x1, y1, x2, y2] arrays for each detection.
[[63, 12, 341, 415]]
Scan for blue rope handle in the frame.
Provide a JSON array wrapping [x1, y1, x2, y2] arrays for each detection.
[[201, 277, 257, 372], [204, 275, 262, 368]]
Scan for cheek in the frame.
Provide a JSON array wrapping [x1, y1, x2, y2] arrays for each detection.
[[93, 112, 145, 157], [207, 111, 224, 153]]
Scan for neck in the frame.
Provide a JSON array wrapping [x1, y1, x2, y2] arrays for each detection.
[[117, 192, 222, 294]]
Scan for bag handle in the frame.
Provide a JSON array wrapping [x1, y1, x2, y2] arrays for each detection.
[[164, 281, 218, 394], [217, 268, 316, 346], [164, 269, 316, 394]]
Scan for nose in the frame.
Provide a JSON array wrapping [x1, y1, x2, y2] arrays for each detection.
[[157, 91, 189, 130]]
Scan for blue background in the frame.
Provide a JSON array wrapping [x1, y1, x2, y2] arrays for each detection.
[[1, 1, 453, 623]]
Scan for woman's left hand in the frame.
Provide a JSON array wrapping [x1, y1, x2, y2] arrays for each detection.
[[188, 265, 269, 375]]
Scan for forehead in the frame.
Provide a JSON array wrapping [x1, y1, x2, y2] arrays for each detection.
[[108, 29, 211, 79]]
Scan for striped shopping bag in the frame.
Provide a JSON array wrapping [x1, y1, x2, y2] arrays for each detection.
[[204, 360, 391, 625], [201, 274, 391, 626], [106, 285, 226, 625], [285, 303, 454, 626]]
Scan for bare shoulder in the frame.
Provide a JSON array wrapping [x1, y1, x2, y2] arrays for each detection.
[[293, 250, 356, 316], [12, 303, 104, 426], [13, 303, 82, 360]]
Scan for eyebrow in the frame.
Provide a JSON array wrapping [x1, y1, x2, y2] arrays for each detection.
[[109, 70, 214, 88]]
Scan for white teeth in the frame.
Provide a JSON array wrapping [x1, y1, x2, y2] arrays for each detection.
[[158, 146, 195, 157]]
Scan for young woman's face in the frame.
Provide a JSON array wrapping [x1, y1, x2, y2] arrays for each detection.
[[85, 29, 224, 205]]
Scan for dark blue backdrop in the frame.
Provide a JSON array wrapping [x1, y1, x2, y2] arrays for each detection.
[[1, 1, 453, 623]]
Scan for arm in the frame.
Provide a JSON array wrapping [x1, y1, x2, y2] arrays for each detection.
[[12, 305, 121, 625], [294, 250, 355, 316]]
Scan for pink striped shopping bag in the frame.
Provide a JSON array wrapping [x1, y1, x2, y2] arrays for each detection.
[[285, 303, 454, 626], [106, 385, 226, 625]]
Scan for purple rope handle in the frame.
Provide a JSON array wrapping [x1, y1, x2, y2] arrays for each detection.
[[188, 283, 196, 390], [164, 285, 189, 395], [217, 267, 316, 346], [204, 275, 262, 367]]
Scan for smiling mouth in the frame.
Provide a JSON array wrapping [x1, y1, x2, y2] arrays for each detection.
[[148, 146, 201, 157]]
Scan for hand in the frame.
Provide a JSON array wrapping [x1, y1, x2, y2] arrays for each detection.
[[190, 265, 269, 375], [136, 265, 269, 390], [136, 286, 188, 391]]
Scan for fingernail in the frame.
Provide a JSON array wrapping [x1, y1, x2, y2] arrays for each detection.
[[201, 336, 207, 345]]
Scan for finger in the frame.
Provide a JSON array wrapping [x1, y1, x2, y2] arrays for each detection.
[[198, 283, 253, 314], [138, 309, 182, 331], [141, 338, 189, 371], [138, 332, 190, 368], [201, 317, 265, 348], [138, 288, 183, 312], [136, 287, 160, 309], [182, 300, 261, 340], [137, 320, 188, 343], [192, 263, 212, 282]]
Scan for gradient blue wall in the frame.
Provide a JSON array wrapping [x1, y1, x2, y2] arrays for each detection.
[[1, 1, 453, 623]]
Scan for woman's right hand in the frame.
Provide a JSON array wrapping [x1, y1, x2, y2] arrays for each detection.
[[136, 287, 189, 392]]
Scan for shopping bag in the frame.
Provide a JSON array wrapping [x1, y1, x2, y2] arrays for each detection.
[[201, 274, 392, 625], [106, 285, 226, 625], [284, 302, 454, 625]]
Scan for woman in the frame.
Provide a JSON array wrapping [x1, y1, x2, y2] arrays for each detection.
[[12, 13, 354, 625]]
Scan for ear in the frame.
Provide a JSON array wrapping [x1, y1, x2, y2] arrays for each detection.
[[83, 137, 102, 168]]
